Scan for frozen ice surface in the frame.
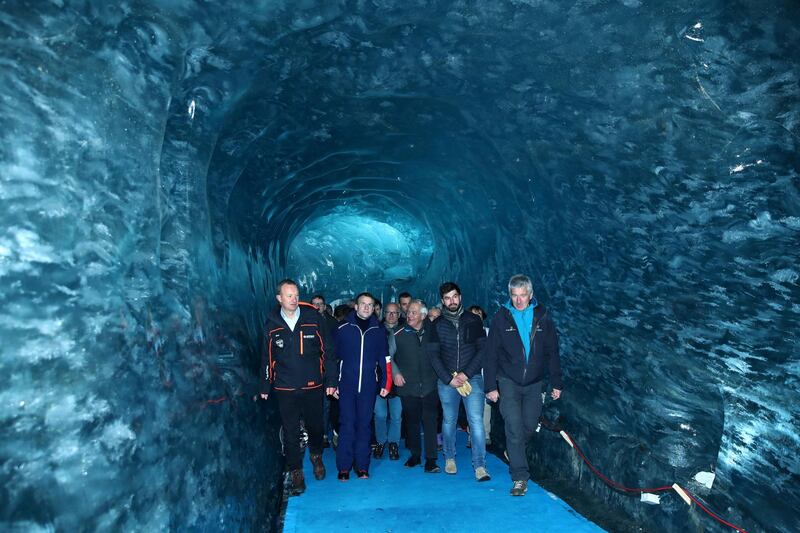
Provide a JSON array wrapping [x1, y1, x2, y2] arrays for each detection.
[[1, 1, 798, 532]]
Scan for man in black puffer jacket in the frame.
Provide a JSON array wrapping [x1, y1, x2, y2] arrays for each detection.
[[484, 274, 563, 497], [427, 281, 490, 482]]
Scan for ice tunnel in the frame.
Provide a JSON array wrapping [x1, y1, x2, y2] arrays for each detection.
[[1, 1, 799, 532]]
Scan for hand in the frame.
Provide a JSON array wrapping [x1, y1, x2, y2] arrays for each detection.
[[379, 388, 389, 398], [485, 390, 499, 403], [456, 372, 469, 383], [551, 388, 562, 400], [326, 387, 337, 397], [332, 388, 340, 399], [394, 373, 406, 387], [449, 373, 465, 388]]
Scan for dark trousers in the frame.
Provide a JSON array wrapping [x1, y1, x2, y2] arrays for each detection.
[[401, 390, 440, 460], [498, 378, 543, 481], [274, 387, 325, 471], [329, 396, 340, 434], [336, 386, 377, 472]]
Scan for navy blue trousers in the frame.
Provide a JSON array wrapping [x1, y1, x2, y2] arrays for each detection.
[[336, 385, 378, 472]]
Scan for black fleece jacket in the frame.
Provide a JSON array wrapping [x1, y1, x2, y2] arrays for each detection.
[[259, 303, 336, 395]]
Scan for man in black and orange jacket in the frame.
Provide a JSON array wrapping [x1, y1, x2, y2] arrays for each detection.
[[259, 279, 337, 496]]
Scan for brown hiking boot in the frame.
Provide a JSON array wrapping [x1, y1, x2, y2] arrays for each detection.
[[310, 453, 326, 480], [289, 469, 306, 496], [510, 479, 528, 496]]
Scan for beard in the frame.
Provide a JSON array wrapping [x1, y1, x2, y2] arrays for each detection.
[[445, 302, 460, 312]]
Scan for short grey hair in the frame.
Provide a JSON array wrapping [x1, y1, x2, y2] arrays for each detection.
[[409, 299, 428, 316], [508, 274, 533, 296]]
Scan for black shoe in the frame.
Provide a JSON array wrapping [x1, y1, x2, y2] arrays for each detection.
[[338, 470, 350, 481], [310, 453, 326, 481], [388, 442, 400, 460], [424, 460, 441, 473], [289, 469, 306, 495], [404, 456, 421, 468], [357, 469, 369, 479], [373, 443, 385, 459]]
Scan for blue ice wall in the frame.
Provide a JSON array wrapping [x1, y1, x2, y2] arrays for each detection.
[[1, 1, 798, 532]]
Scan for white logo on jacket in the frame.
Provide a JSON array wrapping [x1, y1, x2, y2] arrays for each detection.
[[275, 339, 284, 348]]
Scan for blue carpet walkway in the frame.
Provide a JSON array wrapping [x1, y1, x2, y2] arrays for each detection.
[[283, 431, 605, 532]]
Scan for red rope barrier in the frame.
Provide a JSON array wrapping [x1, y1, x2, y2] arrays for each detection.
[[205, 396, 227, 405], [685, 489, 749, 533], [556, 429, 748, 533], [565, 431, 673, 493]]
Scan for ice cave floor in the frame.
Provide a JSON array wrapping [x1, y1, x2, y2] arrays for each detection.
[[283, 431, 604, 533]]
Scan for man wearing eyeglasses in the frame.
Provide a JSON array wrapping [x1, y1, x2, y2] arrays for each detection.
[[374, 302, 403, 460]]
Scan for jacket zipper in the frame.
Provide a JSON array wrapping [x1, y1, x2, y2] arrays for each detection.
[[417, 329, 424, 396], [358, 325, 378, 393], [456, 319, 461, 376], [526, 310, 547, 381]]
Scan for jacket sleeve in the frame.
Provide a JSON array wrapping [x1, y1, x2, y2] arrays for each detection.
[[483, 314, 502, 393], [259, 328, 273, 395], [547, 316, 564, 390], [383, 356, 393, 392], [427, 322, 451, 384], [378, 331, 391, 392], [388, 332, 402, 379], [321, 318, 338, 388], [464, 318, 486, 378]]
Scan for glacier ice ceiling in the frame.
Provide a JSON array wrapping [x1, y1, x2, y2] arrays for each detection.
[[1, 1, 798, 531]]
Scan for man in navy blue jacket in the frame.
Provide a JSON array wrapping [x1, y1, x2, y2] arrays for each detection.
[[332, 292, 391, 480], [484, 274, 563, 496]]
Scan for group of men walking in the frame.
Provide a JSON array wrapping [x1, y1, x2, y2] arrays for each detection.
[[258, 275, 563, 498]]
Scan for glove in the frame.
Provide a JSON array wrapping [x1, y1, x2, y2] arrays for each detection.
[[453, 372, 472, 397]]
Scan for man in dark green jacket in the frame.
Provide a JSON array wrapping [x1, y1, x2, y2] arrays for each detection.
[[390, 299, 441, 473]]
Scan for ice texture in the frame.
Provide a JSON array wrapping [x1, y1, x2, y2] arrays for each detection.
[[1, 1, 798, 532]]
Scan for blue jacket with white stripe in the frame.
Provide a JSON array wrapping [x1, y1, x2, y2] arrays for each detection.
[[334, 311, 392, 394]]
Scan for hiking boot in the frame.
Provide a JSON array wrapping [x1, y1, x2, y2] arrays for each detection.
[[445, 458, 457, 474], [388, 442, 400, 460], [373, 443, 385, 459], [424, 459, 441, 473], [338, 470, 350, 481], [405, 456, 421, 468], [510, 480, 528, 496], [310, 453, 326, 480], [289, 469, 306, 496], [357, 469, 369, 479], [475, 466, 491, 482]]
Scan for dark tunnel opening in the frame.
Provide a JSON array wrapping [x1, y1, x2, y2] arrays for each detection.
[[1, 1, 799, 532]]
